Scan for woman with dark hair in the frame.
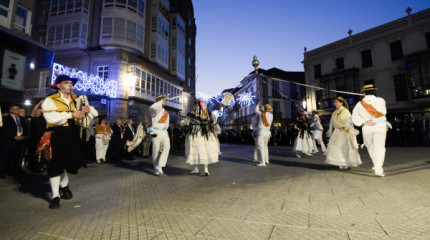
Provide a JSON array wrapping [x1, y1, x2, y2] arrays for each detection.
[[325, 97, 361, 169], [293, 113, 314, 158], [180, 99, 220, 176]]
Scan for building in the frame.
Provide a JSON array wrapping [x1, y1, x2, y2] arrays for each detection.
[[219, 67, 305, 130], [302, 7, 430, 118], [0, 0, 54, 110], [27, 0, 196, 123]]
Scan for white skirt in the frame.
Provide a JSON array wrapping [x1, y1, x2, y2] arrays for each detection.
[[325, 129, 362, 167], [185, 132, 220, 165], [293, 131, 314, 154]]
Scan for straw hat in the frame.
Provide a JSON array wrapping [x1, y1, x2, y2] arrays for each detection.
[[155, 95, 164, 102], [264, 104, 273, 112], [360, 84, 377, 92]]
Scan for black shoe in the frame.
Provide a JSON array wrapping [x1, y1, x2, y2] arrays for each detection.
[[59, 186, 73, 199], [49, 197, 60, 209]]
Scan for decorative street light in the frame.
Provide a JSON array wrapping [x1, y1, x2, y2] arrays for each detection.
[[252, 55, 260, 103]]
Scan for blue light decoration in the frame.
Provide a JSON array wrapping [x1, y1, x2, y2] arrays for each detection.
[[212, 110, 223, 118], [52, 63, 118, 98], [237, 92, 255, 106]]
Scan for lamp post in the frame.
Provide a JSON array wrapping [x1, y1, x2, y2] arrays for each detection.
[[252, 55, 260, 103]]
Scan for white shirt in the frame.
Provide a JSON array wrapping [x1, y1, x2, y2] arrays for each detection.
[[254, 105, 273, 130], [352, 95, 386, 127], [42, 92, 98, 127], [149, 100, 169, 133]]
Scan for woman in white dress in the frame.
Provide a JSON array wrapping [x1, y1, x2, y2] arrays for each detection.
[[293, 114, 314, 158], [180, 99, 220, 176], [95, 118, 111, 163], [325, 97, 361, 169]]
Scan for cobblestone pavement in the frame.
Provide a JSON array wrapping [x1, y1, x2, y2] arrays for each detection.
[[0, 144, 429, 240]]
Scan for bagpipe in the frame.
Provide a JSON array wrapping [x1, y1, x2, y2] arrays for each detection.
[[75, 94, 92, 129]]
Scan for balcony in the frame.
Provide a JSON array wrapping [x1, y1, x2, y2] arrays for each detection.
[[130, 87, 183, 111]]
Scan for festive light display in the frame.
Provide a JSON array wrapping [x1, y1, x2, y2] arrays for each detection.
[[221, 92, 235, 106], [52, 63, 118, 98], [212, 110, 223, 117], [237, 92, 255, 106]]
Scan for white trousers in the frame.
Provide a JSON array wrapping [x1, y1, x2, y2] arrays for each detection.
[[253, 136, 258, 161], [312, 137, 327, 152], [257, 131, 271, 164], [152, 131, 170, 169], [362, 124, 387, 174], [95, 138, 109, 160]]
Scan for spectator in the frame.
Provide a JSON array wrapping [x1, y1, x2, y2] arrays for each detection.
[[0, 105, 28, 177]]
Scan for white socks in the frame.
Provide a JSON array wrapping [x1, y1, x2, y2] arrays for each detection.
[[50, 176, 61, 198], [50, 171, 69, 198], [60, 171, 69, 188]]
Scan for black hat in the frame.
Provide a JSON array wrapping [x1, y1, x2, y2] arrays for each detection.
[[51, 75, 78, 89]]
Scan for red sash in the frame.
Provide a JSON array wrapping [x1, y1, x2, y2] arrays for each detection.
[[158, 110, 169, 123], [361, 100, 384, 118], [261, 112, 269, 127], [36, 131, 53, 162]]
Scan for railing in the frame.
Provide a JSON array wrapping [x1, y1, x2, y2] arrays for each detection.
[[131, 88, 183, 111], [24, 87, 56, 98]]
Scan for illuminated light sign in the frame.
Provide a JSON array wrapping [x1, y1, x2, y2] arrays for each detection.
[[212, 110, 223, 118], [52, 63, 118, 98], [237, 92, 255, 106]]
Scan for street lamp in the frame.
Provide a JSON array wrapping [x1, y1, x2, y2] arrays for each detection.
[[252, 55, 260, 103]]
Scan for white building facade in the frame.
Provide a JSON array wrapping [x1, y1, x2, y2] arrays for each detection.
[[303, 8, 430, 118], [25, 0, 196, 123]]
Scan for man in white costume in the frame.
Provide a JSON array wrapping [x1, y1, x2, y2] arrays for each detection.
[[255, 103, 273, 167], [148, 95, 170, 175], [352, 84, 387, 177], [310, 111, 327, 155]]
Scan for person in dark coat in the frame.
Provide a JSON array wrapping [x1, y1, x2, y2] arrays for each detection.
[[108, 119, 124, 162], [0, 105, 28, 177]]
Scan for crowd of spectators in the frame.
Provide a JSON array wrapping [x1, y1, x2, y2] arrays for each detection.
[[1, 101, 429, 179]]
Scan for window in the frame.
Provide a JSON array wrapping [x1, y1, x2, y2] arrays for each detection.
[[137, 26, 143, 47], [14, 6, 29, 32], [426, 32, 430, 49], [335, 57, 344, 70], [271, 80, 280, 97], [126, 20, 136, 43], [97, 66, 109, 80], [102, 18, 112, 38], [39, 71, 51, 88], [393, 74, 408, 101], [50, 0, 89, 16], [0, 0, 10, 18], [273, 101, 281, 120], [113, 18, 125, 39], [361, 49, 373, 68], [137, 0, 144, 18], [390, 40, 403, 61], [314, 64, 321, 79]]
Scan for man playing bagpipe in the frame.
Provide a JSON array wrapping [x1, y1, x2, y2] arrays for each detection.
[[40, 74, 98, 209]]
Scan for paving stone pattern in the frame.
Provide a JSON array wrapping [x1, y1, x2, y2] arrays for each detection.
[[0, 145, 429, 239]]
